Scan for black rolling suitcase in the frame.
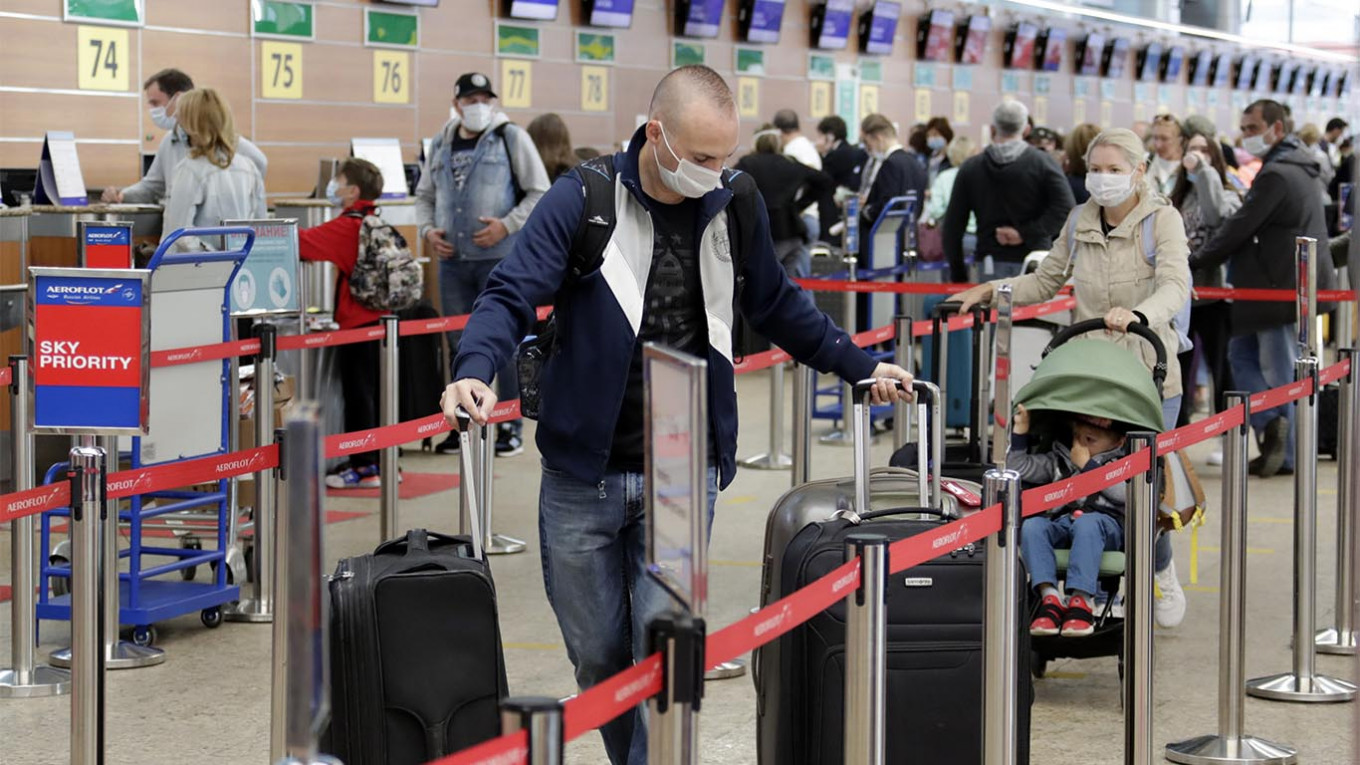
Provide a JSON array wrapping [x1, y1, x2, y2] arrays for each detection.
[[1319, 382, 1340, 458], [323, 418, 507, 764], [755, 381, 1030, 765]]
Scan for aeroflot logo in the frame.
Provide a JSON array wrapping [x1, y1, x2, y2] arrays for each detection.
[[932, 523, 970, 550], [476, 748, 529, 765], [164, 348, 203, 363], [45, 283, 134, 304], [106, 471, 153, 494], [833, 566, 859, 594], [754, 603, 794, 638], [1104, 462, 1131, 481], [217, 452, 268, 474], [614, 665, 661, 704], [1044, 486, 1072, 504], [338, 433, 377, 451], [6, 486, 63, 512], [417, 420, 444, 435]]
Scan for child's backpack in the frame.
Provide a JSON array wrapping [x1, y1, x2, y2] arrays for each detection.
[[348, 212, 423, 312]]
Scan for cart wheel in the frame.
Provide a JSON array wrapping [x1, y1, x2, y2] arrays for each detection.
[[49, 554, 71, 598], [201, 607, 223, 629], [132, 625, 156, 647], [1031, 651, 1047, 679], [180, 536, 202, 582]]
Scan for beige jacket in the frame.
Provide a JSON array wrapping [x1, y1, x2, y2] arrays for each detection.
[[999, 190, 1191, 399]]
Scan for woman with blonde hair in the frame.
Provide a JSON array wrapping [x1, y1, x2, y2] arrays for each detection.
[[161, 87, 266, 251], [952, 127, 1192, 628]]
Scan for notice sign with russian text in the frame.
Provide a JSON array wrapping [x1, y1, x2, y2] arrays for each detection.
[[31, 267, 150, 435]]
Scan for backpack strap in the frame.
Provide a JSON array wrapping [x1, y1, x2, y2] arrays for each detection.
[[494, 123, 526, 204], [1138, 212, 1157, 265], [722, 167, 760, 304], [566, 154, 618, 283]]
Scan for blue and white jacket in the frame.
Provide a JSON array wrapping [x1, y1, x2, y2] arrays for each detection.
[[454, 126, 878, 489]]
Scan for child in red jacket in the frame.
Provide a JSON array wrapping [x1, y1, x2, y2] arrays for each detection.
[[300, 158, 387, 488]]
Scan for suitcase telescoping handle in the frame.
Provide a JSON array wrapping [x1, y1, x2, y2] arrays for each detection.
[[454, 407, 487, 561], [850, 379, 943, 516], [1042, 317, 1168, 397]]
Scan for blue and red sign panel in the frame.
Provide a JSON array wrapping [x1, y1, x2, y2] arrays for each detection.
[[81, 224, 134, 269], [32, 270, 149, 433]]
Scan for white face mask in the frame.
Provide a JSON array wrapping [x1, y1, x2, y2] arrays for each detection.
[[325, 178, 343, 206], [149, 105, 176, 131], [1085, 172, 1136, 207], [1242, 132, 1272, 158], [460, 102, 494, 134], [654, 122, 723, 199]]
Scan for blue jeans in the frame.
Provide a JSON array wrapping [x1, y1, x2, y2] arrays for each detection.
[[440, 257, 521, 435], [538, 462, 719, 765], [1022, 512, 1125, 598], [1155, 395, 1182, 574], [982, 255, 1025, 279], [1227, 325, 1297, 470]]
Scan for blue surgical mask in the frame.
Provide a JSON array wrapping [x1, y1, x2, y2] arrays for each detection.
[[927, 136, 947, 152], [325, 178, 342, 206]]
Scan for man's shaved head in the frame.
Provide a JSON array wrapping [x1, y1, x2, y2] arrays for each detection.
[[649, 65, 735, 123]]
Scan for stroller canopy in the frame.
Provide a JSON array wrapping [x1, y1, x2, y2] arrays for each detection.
[[1014, 339, 1166, 434]]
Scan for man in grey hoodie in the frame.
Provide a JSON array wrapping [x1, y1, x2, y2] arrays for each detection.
[[416, 71, 550, 455], [942, 99, 1075, 281]]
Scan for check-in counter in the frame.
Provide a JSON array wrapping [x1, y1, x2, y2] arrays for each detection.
[[27, 203, 164, 268]]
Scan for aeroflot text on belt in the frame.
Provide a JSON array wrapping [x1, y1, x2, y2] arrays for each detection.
[[37, 341, 134, 370]]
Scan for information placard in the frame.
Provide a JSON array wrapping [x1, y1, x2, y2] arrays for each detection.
[[34, 131, 88, 207], [65, 0, 143, 27], [79, 222, 134, 268], [365, 8, 419, 48], [644, 344, 708, 614], [261, 41, 304, 100], [500, 60, 534, 109], [737, 77, 760, 118], [30, 267, 151, 435], [77, 25, 130, 91], [372, 50, 411, 104], [581, 66, 609, 112], [252, 0, 315, 39], [351, 138, 409, 200], [224, 219, 300, 316]]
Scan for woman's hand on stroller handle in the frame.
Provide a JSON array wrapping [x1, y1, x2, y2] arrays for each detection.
[[950, 282, 994, 315], [1103, 307, 1146, 333]]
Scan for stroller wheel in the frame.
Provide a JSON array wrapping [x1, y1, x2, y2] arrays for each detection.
[[1031, 651, 1047, 679]]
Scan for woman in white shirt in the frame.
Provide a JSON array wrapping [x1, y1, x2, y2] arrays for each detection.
[[160, 87, 266, 252]]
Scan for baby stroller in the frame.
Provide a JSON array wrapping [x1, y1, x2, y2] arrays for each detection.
[[1012, 319, 1169, 682]]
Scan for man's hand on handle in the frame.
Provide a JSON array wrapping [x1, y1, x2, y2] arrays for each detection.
[[442, 379, 497, 427], [867, 363, 914, 405]]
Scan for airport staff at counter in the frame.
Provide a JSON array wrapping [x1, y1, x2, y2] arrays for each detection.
[[101, 68, 268, 205]]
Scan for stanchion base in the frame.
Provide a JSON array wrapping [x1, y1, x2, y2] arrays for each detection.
[[1244, 672, 1356, 702], [1314, 627, 1360, 655], [0, 664, 72, 698], [1165, 734, 1298, 764], [223, 599, 274, 623], [738, 452, 793, 470], [704, 659, 747, 681], [50, 641, 166, 670], [819, 429, 859, 447], [485, 534, 527, 556]]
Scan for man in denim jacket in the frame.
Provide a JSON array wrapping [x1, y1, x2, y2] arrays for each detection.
[[416, 71, 550, 456]]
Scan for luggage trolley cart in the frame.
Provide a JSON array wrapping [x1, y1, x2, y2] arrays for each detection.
[[38, 227, 256, 646], [813, 195, 917, 434]]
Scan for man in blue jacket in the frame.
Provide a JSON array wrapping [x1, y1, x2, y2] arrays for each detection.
[[442, 66, 911, 765]]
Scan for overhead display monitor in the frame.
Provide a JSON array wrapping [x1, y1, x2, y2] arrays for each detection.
[[1335, 69, 1351, 97], [915, 8, 952, 61], [1293, 64, 1312, 95], [810, 0, 854, 51], [1211, 52, 1232, 88], [1102, 37, 1129, 78], [1075, 32, 1104, 77], [1189, 50, 1212, 87], [1273, 61, 1296, 93], [677, 0, 725, 38], [504, 0, 558, 20], [584, 0, 634, 27], [858, 1, 900, 55], [1251, 57, 1271, 92], [1136, 42, 1162, 82], [738, 0, 784, 43], [1003, 21, 1037, 70], [1309, 67, 1326, 97], [954, 14, 989, 65], [1234, 55, 1258, 90], [1036, 27, 1065, 72], [1161, 45, 1184, 82]]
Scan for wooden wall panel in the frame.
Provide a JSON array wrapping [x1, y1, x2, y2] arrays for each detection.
[[255, 102, 415, 144], [144, 1, 247, 35], [142, 30, 254, 143], [0, 141, 139, 190], [2, 92, 140, 139]]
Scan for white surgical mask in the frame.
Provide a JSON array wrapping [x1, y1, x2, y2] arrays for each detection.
[[654, 122, 723, 199], [927, 136, 947, 152], [1085, 172, 1136, 207], [149, 105, 176, 131], [1242, 132, 1272, 159], [460, 103, 494, 134], [325, 178, 343, 206]]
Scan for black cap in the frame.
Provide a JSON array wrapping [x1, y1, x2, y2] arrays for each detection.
[[455, 72, 497, 100]]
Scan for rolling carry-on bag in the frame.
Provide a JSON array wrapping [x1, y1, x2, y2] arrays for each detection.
[[754, 379, 1030, 765], [323, 415, 507, 764]]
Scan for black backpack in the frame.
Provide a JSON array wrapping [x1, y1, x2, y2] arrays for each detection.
[[516, 155, 761, 419]]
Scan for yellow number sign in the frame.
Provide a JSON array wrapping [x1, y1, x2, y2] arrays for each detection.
[[501, 59, 533, 109], [859, 85, 879, 118], [1104, 101, 1116, 128], [1033, 95, 1049, 125], [373, 50, 409, 104], [738, 77, 760, 118], [810, 81, 832, 118], [581, 66, 609, 112], [77, 26, 129, 92], [953, 91, 970, 125], [1073, 100, 1088, 125], [261, 41, 303, 100], [914, 89, 932, 123]]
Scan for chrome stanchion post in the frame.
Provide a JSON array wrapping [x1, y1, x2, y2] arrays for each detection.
[[792, 363, 813, 487], [1167, 392, 1298, 764], [501, 697, 565, 765], [1248, 236, 1356, 702], [842, 534, 887, 765], [0, 356, 70, 697], [646, 613, 704, 765], [982, 469, 1022, 765], [69, 438, 106, 765], [270, 427, 289, 763], [739, 363, 793, 469], [892, 315, 914, 451], [380, 314, 400, 541], [480, 411, 526, 556], [821, 254, 858, 446], [1124, 432, 1159, 765], [1319, 347, 1358, 655], [227, 325, 278, 623]]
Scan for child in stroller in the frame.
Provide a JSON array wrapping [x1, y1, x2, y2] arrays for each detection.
[[1011, 403, 1131, 638]]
